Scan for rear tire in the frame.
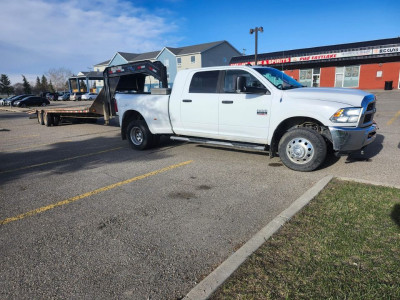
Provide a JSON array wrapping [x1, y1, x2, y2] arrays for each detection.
[[44, 113, 53, 127], [38, 111, 44, 125], [278, 128, 327, 172], [53, 115, 60, 126], [126, 120, 154, 150]]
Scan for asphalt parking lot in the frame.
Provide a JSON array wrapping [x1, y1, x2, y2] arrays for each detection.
[[1, 91, 399, 299]]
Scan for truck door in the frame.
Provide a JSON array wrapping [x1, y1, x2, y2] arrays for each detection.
[[218, 70, 272, 144], [179, 70, 220, 137]]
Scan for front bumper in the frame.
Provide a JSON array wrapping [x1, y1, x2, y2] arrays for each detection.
[[329, 123, 377, 153]]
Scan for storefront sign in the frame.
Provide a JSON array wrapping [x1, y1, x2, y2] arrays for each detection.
[[373, 47, 400, 54], [230, 45, 400, 66]]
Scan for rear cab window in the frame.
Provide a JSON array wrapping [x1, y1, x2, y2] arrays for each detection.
[[189, 71, 220, 93]]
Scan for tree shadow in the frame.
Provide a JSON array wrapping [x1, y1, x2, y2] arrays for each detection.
[[391, 204, 400, 228]]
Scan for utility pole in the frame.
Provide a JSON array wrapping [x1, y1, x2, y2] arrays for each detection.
[[249, 27, 263, 65]]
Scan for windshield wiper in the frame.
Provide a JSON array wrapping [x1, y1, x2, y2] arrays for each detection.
[[282, 84, 302, 90]]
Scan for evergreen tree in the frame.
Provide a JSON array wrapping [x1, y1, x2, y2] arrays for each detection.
[[48, 80, 55, 93], [0, 74, 14, 96], [34, 76, 41, 94], [41, 75, 49, 92], [22, 75, 32, 94]]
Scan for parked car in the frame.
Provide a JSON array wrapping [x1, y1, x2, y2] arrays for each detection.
[[82, 93, 98, 100], [70, 92, 84, 101], [4, 94, 34, 106], [46, 93, 58, 101], [1, 95, 19, 106], [58, 93, 70, 101], [13, 96, 50, 107]]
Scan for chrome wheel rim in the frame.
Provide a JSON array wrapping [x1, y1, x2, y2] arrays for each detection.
[[130, 127, 143, 145], [286, 137, 314, 164]]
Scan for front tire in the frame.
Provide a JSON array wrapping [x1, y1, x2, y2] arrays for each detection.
[[126, 120, 154, 150], [278, 128, 327, 172]]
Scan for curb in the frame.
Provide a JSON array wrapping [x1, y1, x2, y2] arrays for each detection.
[[184, 175, 334, 300], [337, 177, 400, 189]]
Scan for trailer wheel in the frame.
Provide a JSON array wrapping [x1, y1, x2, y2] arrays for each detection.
[[53, 115, 60, 126], [38, 111, 45, 125], [44, 113, 53, 127], [126, 120, 154, 150], [278, 128, 327, 172]]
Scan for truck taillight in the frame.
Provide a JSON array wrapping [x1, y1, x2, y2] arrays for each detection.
[[114, 99, 118, 112]]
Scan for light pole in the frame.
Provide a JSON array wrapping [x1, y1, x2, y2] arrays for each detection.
[[249, 26, 263, 65]]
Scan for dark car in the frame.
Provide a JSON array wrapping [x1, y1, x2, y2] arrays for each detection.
[[5, 94, 34, 106], [13, 96, 50, 107], [48, 93, 59, 101]]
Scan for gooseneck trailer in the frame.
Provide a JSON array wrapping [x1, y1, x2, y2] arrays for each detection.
[[31, 60, 168, 126]]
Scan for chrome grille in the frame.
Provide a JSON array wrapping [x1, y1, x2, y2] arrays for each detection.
[[359, 95, 376, 127]]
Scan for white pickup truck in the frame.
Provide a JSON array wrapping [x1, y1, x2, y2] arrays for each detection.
[[106, 60, 377, 171]]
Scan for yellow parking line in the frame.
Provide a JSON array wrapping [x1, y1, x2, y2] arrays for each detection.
[[0, 147, 123, 174], [2, 134, 40, 140], [6, 140, 74, 152], [0, 160, 193, 226], [387, 110, 400, 125]]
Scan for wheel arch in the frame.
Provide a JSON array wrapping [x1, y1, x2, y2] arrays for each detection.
[[121, 110, 145, 140], [270, 116, 327, 157]]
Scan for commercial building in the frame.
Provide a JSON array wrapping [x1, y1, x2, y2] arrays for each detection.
[[230, 37, 400, 90]]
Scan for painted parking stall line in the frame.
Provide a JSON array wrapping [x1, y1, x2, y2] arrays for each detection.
[[387, 110, 400, 125], [0, 160, 193, 225]]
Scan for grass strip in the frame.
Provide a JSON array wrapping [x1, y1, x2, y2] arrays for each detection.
[[211, 179, 400, 300]]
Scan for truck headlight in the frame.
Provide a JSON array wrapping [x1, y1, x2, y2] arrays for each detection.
[[330, 107, 361, 123]]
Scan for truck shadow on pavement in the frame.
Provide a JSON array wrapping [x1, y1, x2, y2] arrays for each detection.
[[345, 133, 384, 163], [0, 135, 179, 186]]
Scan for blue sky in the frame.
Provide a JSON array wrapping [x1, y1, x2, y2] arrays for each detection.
[[0, 0, 399, 84]]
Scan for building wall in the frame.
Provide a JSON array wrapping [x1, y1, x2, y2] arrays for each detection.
[[201, 43, 241, 67], [177, 53, 202, 71], [284, 62, 400, 89], [109, 54, 128, 67], [359, 62, 400, 89], [320, 67, 335, 87], [94, 65, 107, 93], [285, 69, 299, 81], [157, 49, 177, 87]]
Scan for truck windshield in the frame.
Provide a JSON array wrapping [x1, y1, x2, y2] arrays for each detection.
[[254, 67, 303, 90]]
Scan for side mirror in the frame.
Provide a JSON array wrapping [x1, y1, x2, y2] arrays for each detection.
[[236, 76, 246, 93]]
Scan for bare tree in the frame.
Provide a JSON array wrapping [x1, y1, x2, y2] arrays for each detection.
[[46, 67, 73, 91], [13, 83, 24, 95]]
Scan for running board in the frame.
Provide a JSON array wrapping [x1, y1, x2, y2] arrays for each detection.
[[170, 136, 266, 151]]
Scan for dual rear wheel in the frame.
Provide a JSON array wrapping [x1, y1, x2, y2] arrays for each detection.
[[126, 120, 159, 150]]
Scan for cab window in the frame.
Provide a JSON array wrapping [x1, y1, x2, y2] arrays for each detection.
[[189, 71, 219, 93], [223, 70, 265, 93]]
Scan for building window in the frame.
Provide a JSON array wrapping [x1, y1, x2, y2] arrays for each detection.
[[164, 59, 169, 67], [299, 69, 312, 87], [189, 71, 219, 93], [335, 66, 360, 88], [299, 68, 320, 87], [177, 57, 181, 65], [191, 56, 196, 64]]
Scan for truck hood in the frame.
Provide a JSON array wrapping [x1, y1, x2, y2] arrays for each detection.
[[284, 87, 370, 107]]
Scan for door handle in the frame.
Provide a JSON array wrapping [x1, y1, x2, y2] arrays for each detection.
[[182, 99, 192, 103], [222, 100, 234, 104]]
